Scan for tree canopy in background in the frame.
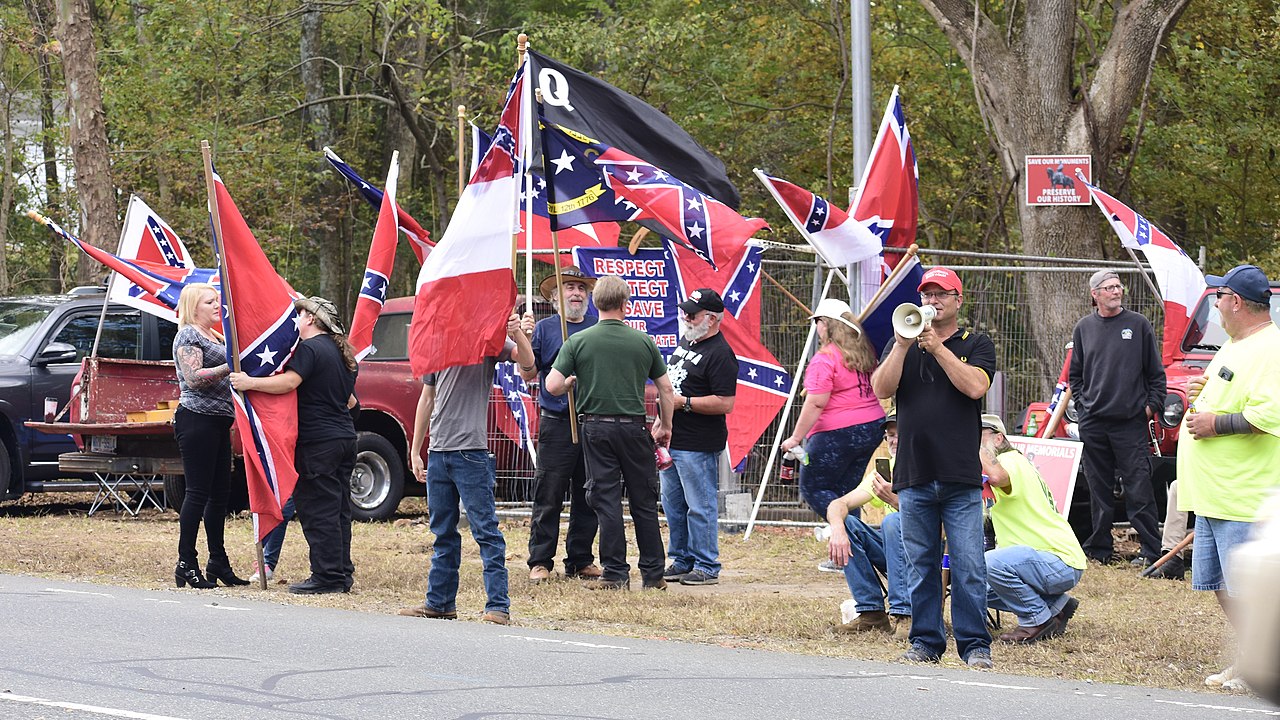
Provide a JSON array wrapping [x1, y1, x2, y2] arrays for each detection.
[[0, 0, 1275, 318]]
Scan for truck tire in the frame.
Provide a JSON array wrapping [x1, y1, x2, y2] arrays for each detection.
[[164, 474, 185, 511], [349, 431, 404, 521], [0, 445, 12, 500]]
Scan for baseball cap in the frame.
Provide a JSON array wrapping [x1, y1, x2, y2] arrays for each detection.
[[808, 297, 862, 334], [880, 414, 897, 431], [918, 267, 962, 294], [538, 265, 597, 303], [294, 296, 345, 335], [1206, 264, 1272, 305], [980, 413, 1007, 435], [1089, 269, 1120, 290], [679, 288, 725, 315]]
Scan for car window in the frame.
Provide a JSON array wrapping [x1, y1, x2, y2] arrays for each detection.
[[1183, 292, 1280, 351], [367, 312, 411, 361], [0, 302, 54, 356], [49, 311, 143, 361], [157, 319, 179, 361]]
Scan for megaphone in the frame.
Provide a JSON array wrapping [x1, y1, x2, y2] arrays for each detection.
[[892, 303, 936, 339]]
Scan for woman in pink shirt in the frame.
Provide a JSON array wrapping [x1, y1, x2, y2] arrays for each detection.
[[781, 298, 886, 521]]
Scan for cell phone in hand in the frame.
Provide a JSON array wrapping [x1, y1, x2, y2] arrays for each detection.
[[875, 457, 892, 483]]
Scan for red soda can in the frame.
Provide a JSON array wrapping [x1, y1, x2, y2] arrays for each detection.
[[655, 445, 674, 471]]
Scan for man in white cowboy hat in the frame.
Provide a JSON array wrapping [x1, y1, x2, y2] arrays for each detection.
[[231, 296, 358, 595], [513, 266, 602, 584], [978, 413, 1085, 645], [660, 288, 738, 587]]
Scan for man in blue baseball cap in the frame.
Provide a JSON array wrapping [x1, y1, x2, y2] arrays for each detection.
[[1179, 263, 1279, 690]]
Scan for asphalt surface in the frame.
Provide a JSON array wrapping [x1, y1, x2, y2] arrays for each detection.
[[2, 574, 1277, 720]]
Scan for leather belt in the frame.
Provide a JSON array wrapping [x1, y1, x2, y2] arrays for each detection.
[[540, 409, 568, 419], [578, 414, 646, 424]]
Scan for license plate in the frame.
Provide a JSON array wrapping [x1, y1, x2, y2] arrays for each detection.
[[89, 435, 117, 454]]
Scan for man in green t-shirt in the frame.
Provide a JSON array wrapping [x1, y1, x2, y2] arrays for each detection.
[[545, 275, 676, 591], [1177, 264, 1280, 690], [979, 414, 1086, 644]]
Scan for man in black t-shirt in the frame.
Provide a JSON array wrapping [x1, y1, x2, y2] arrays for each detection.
[[872, 267, 997, 669], [231, 296, 358, 595], [661, 289, 738, 586], [1068, 269, 1166, 567]]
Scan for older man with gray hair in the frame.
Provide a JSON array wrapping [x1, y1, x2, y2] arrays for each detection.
[[1068, 269, 1166, 567]]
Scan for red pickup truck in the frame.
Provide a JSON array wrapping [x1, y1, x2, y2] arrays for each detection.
[[1022, 283, 1280, 535], [31, 295, 536, 521]]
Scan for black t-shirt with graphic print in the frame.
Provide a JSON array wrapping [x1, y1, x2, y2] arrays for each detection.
[[668, 331, 739, 452]]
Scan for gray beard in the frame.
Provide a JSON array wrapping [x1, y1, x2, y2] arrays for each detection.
[[680, 317, 710, 343]]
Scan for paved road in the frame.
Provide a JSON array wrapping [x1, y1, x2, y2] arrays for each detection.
[[2, 574, 1276, 720]]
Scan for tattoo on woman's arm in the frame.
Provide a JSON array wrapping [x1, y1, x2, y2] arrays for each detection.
[[177, 346, 228, 389]]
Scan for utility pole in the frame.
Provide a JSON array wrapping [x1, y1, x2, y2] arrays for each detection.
[[848, 0, 873, 309]]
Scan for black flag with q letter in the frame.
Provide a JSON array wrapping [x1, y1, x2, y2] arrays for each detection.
[[529, 50, 740, 209]]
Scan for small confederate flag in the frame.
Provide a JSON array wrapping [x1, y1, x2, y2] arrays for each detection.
[[754, 170, 881, 268], [348, 154, 400, 362], [325, 146, 432, 263], [492, 361, 537, 462]]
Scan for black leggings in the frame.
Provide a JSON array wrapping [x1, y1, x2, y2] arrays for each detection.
[[174, 406, 234, 566]]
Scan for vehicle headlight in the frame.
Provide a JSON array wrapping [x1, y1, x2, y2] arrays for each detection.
[[1160, 393, 1186, 428], [1065, 396, 1079, 423]]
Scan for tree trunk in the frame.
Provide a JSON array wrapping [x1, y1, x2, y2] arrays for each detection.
[[55, 0, 117, 287], [0, 95, 13, 296], [26, 0, 65, 292], [917, 0, 1190, 388]]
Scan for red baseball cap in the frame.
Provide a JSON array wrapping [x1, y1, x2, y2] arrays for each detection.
[[918, 267, 963, 294]]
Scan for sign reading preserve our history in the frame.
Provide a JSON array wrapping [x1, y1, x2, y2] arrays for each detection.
[[1024, 155, 1091, 206]]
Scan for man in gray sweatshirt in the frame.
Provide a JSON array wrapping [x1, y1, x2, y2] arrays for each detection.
[[1068, 270, 1167, 567]]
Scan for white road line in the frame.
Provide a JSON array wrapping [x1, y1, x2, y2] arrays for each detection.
[[500, 634, 630, 650], [44, 588, 114, 597], [1153, 699, 1280, 716], [204, 604, 250, 611], [0, 692, 190, 720], [143, 598, 180, 604]]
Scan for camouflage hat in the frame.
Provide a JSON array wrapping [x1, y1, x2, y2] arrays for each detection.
[[294, 296, 345, 335]]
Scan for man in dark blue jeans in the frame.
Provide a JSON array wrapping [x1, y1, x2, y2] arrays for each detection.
[[398, 314, 530, 625], [872, 267, 997, 669]]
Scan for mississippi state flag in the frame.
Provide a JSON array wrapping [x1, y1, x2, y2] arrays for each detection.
[[754, 170, 881, 268], [1078, 172, 1207, 363], [30, 211, 218, 316], [407, 62, 524, 377], [325, 146, 432, 263], [668, 242, 791, 467], [542, 122, 768, 270], [852, 86, 920, 302], [210, 168, 301, 542], [349, 155, 400, 362]]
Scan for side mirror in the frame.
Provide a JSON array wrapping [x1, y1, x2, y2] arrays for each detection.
[[34, 342, 79, 366]]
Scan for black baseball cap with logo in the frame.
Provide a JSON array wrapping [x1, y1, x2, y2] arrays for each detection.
[[678, 288, 725, 315]]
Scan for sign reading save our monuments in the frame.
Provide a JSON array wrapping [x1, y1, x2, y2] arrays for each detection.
[[1025, 155, 1091, 206]]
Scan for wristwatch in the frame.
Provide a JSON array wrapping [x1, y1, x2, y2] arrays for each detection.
[[683, 396, 692, 413]]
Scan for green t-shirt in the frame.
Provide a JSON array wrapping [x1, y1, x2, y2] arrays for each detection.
[[1177, 324, 1280, 522], [552, 319, 667, 417], [990, 450, 1086, 570]]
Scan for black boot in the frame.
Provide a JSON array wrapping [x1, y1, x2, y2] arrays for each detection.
[[205, 557, 250, 586], [1145, 552, 1186, 580], [175, 560, 217, 589]]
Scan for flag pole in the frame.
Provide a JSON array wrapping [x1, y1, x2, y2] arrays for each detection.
[[855, 243, 920, 323], [516, 34, 535, 315], [199, 141, 267, 590], [744, 268, 839, 540], [90, 197, 137, 360], [535, 89, 581, 445], [456, 105, 466, 198]]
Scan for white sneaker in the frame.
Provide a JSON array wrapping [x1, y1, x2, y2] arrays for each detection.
[[1205, 665, 1237, 687], [817, 559, 842, 573], [249, 563, 274, 583]]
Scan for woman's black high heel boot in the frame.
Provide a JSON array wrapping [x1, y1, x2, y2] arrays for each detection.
[[205, 558, 250, 586], [175, 560, 217, 589]]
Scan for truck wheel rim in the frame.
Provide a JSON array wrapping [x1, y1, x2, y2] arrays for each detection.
[[350, 450, 391, 510]]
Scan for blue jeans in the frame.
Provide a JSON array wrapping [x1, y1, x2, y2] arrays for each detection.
[[425, 450, 509, 614], [262, 497, 296, 568], [985, 546, 1082, 627], [1192, 515, 1254, 593], [899, 481, 989, 660], [798, 420, 882, 520], [840, 512, 911, 615], [661, 449, 721, 576]]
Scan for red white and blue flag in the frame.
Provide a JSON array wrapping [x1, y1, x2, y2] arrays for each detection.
[[210, 168, 301, 542], [754, 170, 881, 268], [1078, 173, 1207, 364], [542, 122, 768, 270], [491, 361, 537, 462], [348, 155, 400, 362], [849, 86, 924, 351], [325, 146, 432, 263], [668, 242, 791, 467], [30, 211, 218, 317], [408, 61, 525, 377], [859, 254, 925, 353], [109, 196, 204, 322]]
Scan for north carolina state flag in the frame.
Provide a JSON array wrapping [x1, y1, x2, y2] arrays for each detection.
[[407, 61, 524, 377], [1079, 173, 1207, 364], [349, 155, 400, 362], [211, 168, 301, 542]]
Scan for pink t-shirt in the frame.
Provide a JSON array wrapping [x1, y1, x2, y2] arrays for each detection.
[[803, 346, 884, 436]]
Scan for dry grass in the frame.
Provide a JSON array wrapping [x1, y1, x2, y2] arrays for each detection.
[[0, 493, 1234, 691]]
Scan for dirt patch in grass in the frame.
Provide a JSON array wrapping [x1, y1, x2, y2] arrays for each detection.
[[0, 493, 1235, 691]]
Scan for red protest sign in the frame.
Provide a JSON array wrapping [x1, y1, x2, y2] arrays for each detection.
[[1025, 155, 1091, 206]]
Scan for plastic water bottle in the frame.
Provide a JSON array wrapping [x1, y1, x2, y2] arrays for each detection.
[[1026, 412, 1039, 436]]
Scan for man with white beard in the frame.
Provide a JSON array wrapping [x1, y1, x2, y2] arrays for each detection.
[[660, 288, 738, 586], [516, 266, 603, 584]]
